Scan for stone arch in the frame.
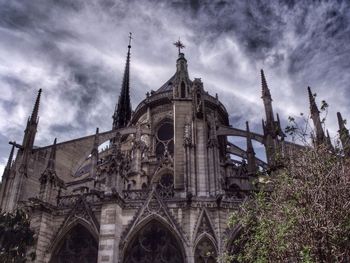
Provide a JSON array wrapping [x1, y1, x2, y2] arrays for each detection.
[[49, 220, 98, 263], [121, 215, 187, 263], [194, 233, 218, 263]]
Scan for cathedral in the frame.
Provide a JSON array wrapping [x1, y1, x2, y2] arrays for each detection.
[[0, 36, 347, 263]]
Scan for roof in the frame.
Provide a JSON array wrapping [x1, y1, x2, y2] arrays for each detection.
[[156, 74, 176, 92]]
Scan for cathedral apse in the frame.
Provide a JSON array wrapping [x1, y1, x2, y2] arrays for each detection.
[[0, 35, 338, 263]]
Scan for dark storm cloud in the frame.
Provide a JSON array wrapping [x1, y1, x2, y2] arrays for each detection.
[[0, 0, 350, 173]]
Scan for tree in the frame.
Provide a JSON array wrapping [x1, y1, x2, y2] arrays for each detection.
[[0, 209, 36, 262], [224, 138, 350, 262]]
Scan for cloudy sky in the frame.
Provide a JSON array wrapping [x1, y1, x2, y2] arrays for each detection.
[[0, 0, 349, 175]]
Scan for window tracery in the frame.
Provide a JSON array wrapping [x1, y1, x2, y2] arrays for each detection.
[[194, 237, 217, 263], [155, 122, 174, 159], [156, 173, 174, 199], [124, 221, 184, 263], [51, 224, 98, 263]]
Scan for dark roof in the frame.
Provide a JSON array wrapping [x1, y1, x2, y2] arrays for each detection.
[[156, 74, 176, 92]]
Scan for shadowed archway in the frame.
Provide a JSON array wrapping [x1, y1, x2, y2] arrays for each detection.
[[123, 220, 185, 263], [50, 224, 98, 263], [194, 235, 217, 263]]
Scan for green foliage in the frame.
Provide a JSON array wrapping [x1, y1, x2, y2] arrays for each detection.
[[225, 145, 350, 262], [0, 209, 36, 262]]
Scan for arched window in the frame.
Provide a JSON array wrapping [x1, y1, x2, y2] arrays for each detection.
[[195, 236, 217, 263], [155, 121, 174, 159], [123, 220, 185, 263], [181, 81, 186, 98], [51, 224, 98, 263]]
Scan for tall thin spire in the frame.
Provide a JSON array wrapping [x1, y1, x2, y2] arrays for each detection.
[[261, 69, 271, 99], [92, 128, 99, 154], [326, 130, 333, 151], [22, 89, 42, 150], [260, 69, 275, 135], [91, 128, 99, 178], [337, 112, 347, 132], [30, 89, 42, 124], [113, 33, 133, 130], [47, 138, 57, 170], [307, 86, 325, 144], [337, 112, 350, 155], [308, 86, 319, 115]]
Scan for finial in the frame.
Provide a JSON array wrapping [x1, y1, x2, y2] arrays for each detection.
[[173, 38, 185, 55]]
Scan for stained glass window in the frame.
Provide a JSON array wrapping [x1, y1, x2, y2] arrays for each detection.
[[124, 221, 184, 263]]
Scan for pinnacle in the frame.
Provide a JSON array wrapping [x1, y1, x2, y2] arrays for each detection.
[[30, 89, 42, 124], [261, 69, 271, 99], [47, 138, 57, 170]]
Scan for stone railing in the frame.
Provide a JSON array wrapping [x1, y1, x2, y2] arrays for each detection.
[[122, 189, 150, 201], [57, 192, 102, 208]]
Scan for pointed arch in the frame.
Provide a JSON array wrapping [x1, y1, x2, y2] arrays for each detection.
[[193, 208, 217, 242], [49, 220, 98, 263], [121, 215, 187, 263], [194, 234, 218, 263]]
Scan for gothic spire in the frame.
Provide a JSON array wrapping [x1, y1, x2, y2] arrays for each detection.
[[326, 130, 333, 150], [113, 33, 132, 130], [307, 86, 325, 144], [246, 121, 257, 174], [30, 89, 42, 124], [337, 112, 347, 132], [92, 127, 99, 155], [337, 112, 350, 155], [308, 86, 319, 115], [261, 69, 271, 99], [47, 138, 57, 170], [22, 89, 42, 150], [91, 128, 99, 178], [260, 69, 275, 135]]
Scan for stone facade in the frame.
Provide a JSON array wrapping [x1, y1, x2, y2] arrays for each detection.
[[0, 42, 342, 263]]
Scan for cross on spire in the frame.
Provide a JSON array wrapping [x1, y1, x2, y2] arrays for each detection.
[[173, 39, 185, 55]]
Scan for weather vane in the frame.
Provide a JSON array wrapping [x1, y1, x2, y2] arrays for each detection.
[[173, 38, 185, 55]]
